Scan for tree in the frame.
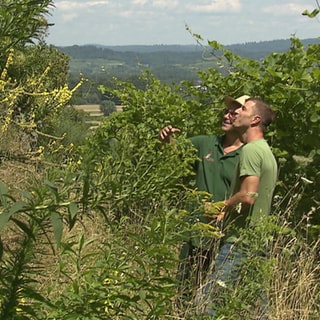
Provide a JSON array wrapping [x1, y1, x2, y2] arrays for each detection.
[[0, 0, 87, 160], [0, 0, 54, 60], [100, 99, 116, 116], [97, 36, 320, 237]]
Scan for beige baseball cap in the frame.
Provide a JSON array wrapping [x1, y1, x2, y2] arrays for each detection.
[[224, 95, 251, 109]]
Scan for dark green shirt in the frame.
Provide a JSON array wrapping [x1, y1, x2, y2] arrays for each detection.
[[189, 135, 241, 202]]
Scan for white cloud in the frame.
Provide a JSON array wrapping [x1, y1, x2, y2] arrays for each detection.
[[187, 0, 241, 13], [152, 0, 179, 8], [56, 0, 110, 11], [132, 0, 148, 4], [60, 12, 78, 22], [263, 3, 313, 15], [119, 10, 135, 18], [47, 0, 320, 46]]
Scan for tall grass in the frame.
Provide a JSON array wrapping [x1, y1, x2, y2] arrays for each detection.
[[270, 238, 320, 320], [0, 137, 319, 319], [1, 179, 319, 319]]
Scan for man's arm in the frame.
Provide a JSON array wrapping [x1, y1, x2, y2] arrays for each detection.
[[226, 175, 260, 209], [217, 175, 260, 221]]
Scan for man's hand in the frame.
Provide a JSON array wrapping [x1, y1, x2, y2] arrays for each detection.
[[203, 201, 226, 219], [158, 125, 181, 143], [216, 211, 225, 222]]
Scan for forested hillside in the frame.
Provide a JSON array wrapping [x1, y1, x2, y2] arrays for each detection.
[[59, 38, 319, 61], [60, 38, 320, 105]]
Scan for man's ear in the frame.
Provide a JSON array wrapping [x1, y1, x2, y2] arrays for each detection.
[[252, 115, 261, 126]]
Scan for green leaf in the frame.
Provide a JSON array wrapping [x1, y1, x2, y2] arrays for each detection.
[[69, 202, 78, 218], [0, 181, 8, 196], [0, 211, 11, 233], [300, 71, 313, 82], [11, 217, 35, 240], [0, 200, 26, 232], [44, 179, 58, 193], [310, 113, 320, 123], [23, 288, 55, 307], [17, 190, 33, 200], [68, 202, 78, 230], [9, 200, 27, 215], [302, 9, 320, 18], [50, 211, 63, 245], [79, 233, 85, 252], [0, 181, 8, 207], [139, 289, 146, 300]]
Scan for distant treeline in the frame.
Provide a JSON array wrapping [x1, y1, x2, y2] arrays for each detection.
[[58, 44, 204, 67], [58, 38, 319, 63], [60, 38, 319, 105]]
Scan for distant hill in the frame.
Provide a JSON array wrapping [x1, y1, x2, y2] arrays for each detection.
[[226, 38, 320, 60], [57, 44, 204, 66], [95, 44, 201, 53], [58, 38, 320, 61], [60, 38, 320, 104]]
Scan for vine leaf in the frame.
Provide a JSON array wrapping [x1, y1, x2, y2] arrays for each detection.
[[302, 9, 320, 18]]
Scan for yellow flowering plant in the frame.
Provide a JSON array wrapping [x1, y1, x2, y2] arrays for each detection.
[[0, 50, 85, 162]]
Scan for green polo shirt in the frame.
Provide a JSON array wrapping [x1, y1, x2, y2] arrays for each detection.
[[189, 135, 241, 202], [227, 139, 278, 236]]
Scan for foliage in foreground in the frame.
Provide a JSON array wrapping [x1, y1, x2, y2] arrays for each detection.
[[1, 63, 320, 319], [1, 173, 319, 319]]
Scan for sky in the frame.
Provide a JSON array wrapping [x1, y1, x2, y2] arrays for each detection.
[[46, 0, 320, 47]]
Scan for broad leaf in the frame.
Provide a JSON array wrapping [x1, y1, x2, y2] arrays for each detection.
[[11, 217, 35, 240], [0, 200, 26, 232], [67, 202, 78, 230], [0, 181, 8, 207], [50, 211, 63, 245]]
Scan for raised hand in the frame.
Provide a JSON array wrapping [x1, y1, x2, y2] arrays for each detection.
[[158, 125, 181, 143]]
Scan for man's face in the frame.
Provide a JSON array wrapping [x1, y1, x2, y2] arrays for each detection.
[[232, 100, 257, 129], [221, 108, 238, 132]]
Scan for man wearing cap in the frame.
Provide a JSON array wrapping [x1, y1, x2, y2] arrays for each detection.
[[199, 96, 278, 316], [158, 96, 246, 299]]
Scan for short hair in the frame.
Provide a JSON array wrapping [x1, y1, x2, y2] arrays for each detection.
[[247, 97, 275, 132]]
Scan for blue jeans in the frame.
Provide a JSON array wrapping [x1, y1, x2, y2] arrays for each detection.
[[195, 242, 244, 315], [176, 240, 215, 298]]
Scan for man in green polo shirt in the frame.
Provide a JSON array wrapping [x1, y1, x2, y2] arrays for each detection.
[[189, 134, 240, 212], [158, 96, 246, 298]]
